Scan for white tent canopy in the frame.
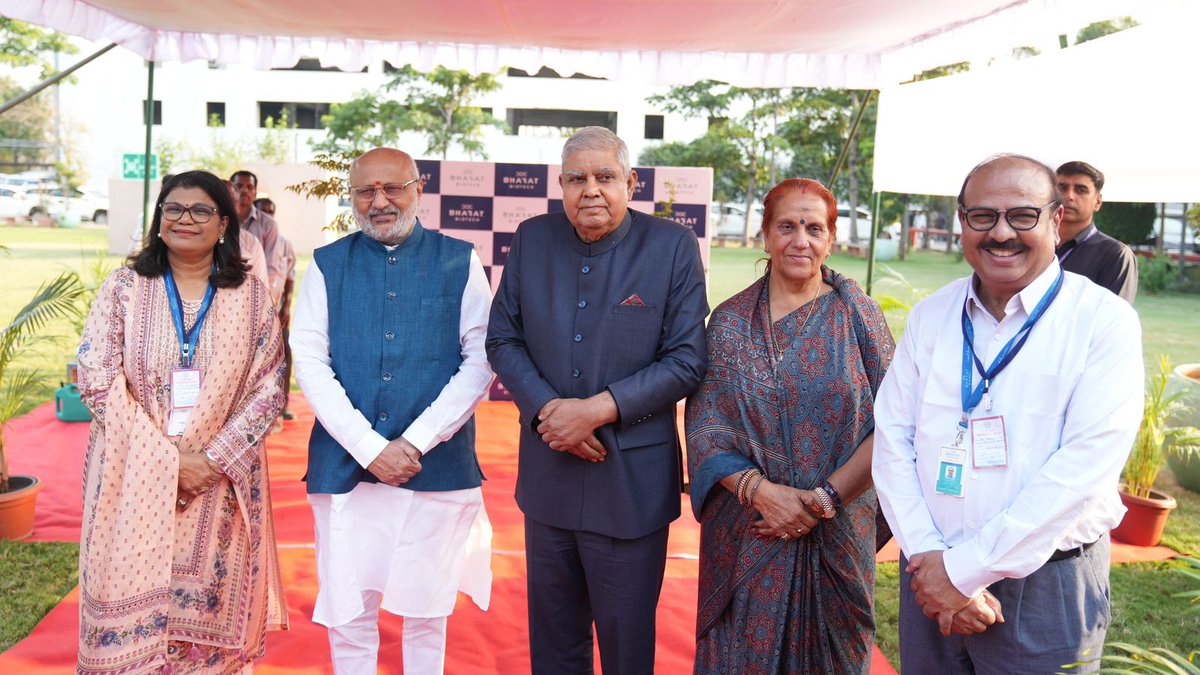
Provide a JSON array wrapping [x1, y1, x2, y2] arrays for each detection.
[[873, 6, 1200, 202], [3, 0, 1155, 88]]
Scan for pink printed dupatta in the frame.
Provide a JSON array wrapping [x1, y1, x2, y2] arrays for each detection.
[[76, 268, 287, 674]]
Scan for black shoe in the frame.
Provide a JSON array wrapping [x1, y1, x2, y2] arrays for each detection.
[[282, 411, 295, 421]]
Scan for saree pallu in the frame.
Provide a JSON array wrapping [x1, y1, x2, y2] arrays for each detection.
[[685, 268, 894, 674], [76, 268, 287, 674]]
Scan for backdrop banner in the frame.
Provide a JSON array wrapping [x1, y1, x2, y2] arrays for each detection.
[[410, 159, 714, 400]]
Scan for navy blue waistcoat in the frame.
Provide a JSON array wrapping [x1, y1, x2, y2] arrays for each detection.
[[306, 226, 482, 494]]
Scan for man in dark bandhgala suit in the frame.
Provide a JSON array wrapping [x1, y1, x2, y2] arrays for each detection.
[[487, 126, 708, 674]]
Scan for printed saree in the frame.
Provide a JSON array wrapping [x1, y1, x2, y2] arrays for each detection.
[[685, 267, 894, 674], [76, 268, 287, 674]]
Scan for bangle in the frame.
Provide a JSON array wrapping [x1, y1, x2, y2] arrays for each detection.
[[746, 474, 767, 509], [735, 469, 756, 506], [813, 487, 835, 518], [821, 479, 843, 509]]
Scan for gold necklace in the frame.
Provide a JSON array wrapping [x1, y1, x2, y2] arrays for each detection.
[[769, 281, 822, 374]]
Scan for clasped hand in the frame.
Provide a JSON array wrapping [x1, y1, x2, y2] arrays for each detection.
[[748, 482, 827, 539], [367, 437, 422, 486], [177, 451, 223, 508], [908, 550, 1004, 636], [537, 395, 617, 463]]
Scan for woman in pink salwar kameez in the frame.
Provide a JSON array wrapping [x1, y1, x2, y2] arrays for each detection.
[[76, 170, 288, 674]]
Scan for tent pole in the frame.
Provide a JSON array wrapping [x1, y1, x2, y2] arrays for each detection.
[[827, 90, 874, 187], [0, 43, 117, 116], [866, 191, 882, 294], [142, 61, 155, 235]]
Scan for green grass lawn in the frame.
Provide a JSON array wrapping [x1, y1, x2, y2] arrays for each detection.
[[1, 227, 1199, 662]]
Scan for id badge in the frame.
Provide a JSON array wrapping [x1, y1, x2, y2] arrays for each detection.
[[935, 445, 967, 498], [971, 415, 1009, 468], [171, 368, 201, 409], [167, 407, 192, 436]]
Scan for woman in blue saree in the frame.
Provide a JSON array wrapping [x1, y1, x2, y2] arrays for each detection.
[[685, 178, 894, 674]]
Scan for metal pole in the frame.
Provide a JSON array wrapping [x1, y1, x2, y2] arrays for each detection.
[[0, 44, 117, 116], [866, 191, 882, 294], [142, 61, 155, 235], [827, 90, 875, 187]]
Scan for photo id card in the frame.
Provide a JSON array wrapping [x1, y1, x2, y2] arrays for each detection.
[[971, 415, 1009, 468], [935, 445, 967, 498], [170, 368, 201, 409], [167, 407, 192, 436]]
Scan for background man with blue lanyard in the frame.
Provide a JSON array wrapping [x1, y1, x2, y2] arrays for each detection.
[[872, 154, 1144, 673]]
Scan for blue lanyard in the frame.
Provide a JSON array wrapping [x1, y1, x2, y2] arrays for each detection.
[[163, 266, 216, 368], [958, 270, 1063, 437]]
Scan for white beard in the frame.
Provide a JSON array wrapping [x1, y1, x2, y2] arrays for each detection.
[[355, 201, 418, 245]]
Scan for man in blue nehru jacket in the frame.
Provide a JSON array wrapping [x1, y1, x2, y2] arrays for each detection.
[[291, 147, 494, 674], [487, 126, 709, 674]]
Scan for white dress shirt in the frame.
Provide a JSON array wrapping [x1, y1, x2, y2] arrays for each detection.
[[873, 261, 1143, 598], [291, 248, 494, 467]]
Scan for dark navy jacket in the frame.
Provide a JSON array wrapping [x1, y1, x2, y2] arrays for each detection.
[[486, 210, 708, 538]]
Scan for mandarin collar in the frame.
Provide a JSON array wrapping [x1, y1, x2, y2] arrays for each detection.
[[567, 211, 633, 256]]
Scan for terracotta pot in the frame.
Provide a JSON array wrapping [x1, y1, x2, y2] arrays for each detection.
[[0, 475, 43, 541], [1112, 487, 1177, 547]]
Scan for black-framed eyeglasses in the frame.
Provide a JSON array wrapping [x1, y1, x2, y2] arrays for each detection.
[[160, 202, 218, 223], [350, 179, 420, 202], [959, 201, 1058, 232]]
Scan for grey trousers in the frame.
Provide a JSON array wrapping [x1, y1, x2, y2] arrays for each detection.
[[899, 535, 1112, 674]]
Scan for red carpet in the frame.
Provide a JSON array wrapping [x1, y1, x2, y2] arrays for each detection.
[[1, 397, 1176, 673]]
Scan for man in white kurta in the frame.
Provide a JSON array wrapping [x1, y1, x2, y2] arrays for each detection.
[[291, 147, 493, 675], [872, 154, 1143, 673]]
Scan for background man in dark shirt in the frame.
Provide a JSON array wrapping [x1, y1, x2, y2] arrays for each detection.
[[1055, 161, 1138, 303]]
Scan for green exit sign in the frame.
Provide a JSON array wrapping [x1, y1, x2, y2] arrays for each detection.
[[122, 153, 159, 180]]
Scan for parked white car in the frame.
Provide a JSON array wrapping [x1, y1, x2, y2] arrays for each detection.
[[0, 185, 36, 219], [25, 186, 109, 223], [711, 202, 762, 241]]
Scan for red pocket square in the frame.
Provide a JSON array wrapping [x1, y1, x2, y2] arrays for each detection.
[[620, 294, 647, 307]]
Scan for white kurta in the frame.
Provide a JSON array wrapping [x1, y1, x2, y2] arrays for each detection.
[[292, 248, 494, 626]]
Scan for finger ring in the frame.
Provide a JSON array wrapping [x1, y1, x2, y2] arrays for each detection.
[[797, 527, 806, 535], [780, 533, 790, 541], [178, 498, 188, 507]]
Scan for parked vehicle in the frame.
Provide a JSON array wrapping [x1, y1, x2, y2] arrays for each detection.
[[711, 202, 762, 241], [0, 186, 36, 220], [24, 186, 109, 224]]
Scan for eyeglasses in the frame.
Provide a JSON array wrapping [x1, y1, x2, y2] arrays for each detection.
[[160, 203, 218, 223], [350, 179, 420, 202], [959, 201, 1058, 232]]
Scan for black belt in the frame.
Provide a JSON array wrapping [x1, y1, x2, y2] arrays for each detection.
[[1047, 539, 1098, 563]]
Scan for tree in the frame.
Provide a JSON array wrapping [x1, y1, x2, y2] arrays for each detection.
[[315, 65, 506, 159], [0, 18, 77, 77], [648, 81, 794, 244], [1095, 202, 1155, 245], [1075, 17, 1138, 45], [0, 77, 53, 169], [257, 108, 297, 164], [638, 131, 743, 203]]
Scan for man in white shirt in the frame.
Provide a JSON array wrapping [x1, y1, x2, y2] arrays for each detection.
[[873, 154, 1143, 673], [291, 147, 494, 674]]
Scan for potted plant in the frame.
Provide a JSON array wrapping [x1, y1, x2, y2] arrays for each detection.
[[0, 269, 84, 540], [1112, 356, 1200, 547], [1166, 363, 1200, 493]]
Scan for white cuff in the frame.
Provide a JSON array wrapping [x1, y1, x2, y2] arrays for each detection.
[[942, 540, 995, 599], [347, 430, 389, 469], [403, 418, 437, 455]]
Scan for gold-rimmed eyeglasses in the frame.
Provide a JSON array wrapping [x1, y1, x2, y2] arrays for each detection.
[[350, 179, 420, 202]]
